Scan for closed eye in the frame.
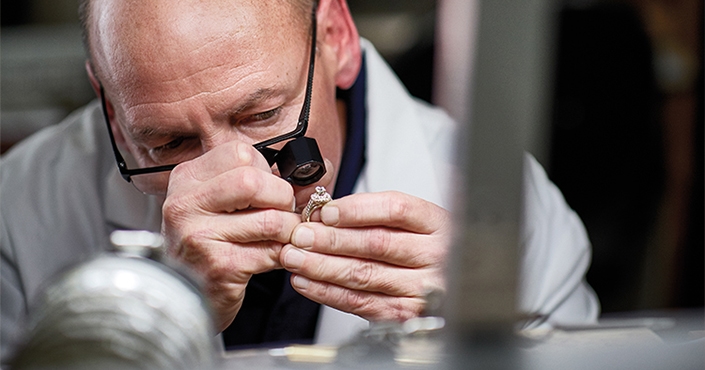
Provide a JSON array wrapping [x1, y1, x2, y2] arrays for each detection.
[[155, 137, 185, 152], [148, 136, 199, 163], [238, 107, 282, 126]]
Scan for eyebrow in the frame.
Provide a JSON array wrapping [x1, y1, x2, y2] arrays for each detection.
[[226, 87, 278, 116], [129, 87, 280, 143]]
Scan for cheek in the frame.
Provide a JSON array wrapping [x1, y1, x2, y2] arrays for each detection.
[[308, 50, 347, 171], [308, 95, 343, 180], [314, 62, 344, 150]]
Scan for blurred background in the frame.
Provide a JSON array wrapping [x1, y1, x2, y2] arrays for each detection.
[[1, 0, 702, 316]]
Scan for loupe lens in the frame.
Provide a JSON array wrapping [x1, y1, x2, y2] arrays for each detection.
[[276, 137, 326, 186], [291, 162, 325, 185], [293, 162, 322, 179]]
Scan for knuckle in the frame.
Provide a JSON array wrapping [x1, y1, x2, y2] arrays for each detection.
[[384, 299, 418, 322], [401, 301, 422, 321], [229, 141, 255, 166], [206, 256, 232, 281], [417, 244, 443, 267], [412, 299, 425, 318], [177, 230, 209, 261], [365, 229, 391, 259], [326, 226, 340, 252], [344, 289, 371, 313], [348, 261, 375, 289], [314, 280, 331, 297], [169, 162, 190, 181], [236, 167, 264, 197], [387, 193, 412, 221], [161, 194, 193, 227], [429, 243, 448, 263], [162, 192, 184, 213], [161, 197, 179, 222], [434, 233, 452, 261], [258, 210, 285, 239]]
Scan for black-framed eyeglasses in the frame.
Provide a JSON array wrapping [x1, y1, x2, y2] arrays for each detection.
[[100, 3, 325, 195]]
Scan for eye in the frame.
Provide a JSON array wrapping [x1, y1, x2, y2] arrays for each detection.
[[147, 136, 201, 164], [239, 107, 282, 126], [252, 108, 280, 121], [154, 137, 185, 152]]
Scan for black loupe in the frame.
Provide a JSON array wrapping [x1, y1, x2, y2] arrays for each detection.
[[276, 137, 326, 186]]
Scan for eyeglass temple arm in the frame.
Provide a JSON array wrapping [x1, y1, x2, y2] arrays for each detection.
[[100, 85, 131, 178], [253, 4, 317, 151], [100, 86, 178, 179]]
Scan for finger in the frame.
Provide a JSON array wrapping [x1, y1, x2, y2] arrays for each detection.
[[319, 192, 447, 234], [177, 238, 284, 332], [164, 166, 296, 215], [176, 239, 284, 279], [280, 244, 434, 296], [197, 209, 301, 244], [173, 140, 271, 183], [290, 224, 444, 267], [289, 274, 426, 322]]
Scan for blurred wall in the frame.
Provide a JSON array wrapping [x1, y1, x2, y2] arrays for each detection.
[[547, 0, 703, 313], [1, 0, 91, 152]]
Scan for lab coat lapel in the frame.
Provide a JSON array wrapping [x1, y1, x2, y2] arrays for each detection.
[[356, 39, 446, 208]]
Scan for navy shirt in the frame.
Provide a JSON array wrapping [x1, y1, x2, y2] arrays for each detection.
[[222, 57, 367, 349]]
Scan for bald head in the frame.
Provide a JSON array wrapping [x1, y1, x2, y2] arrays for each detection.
[[80, 0, 314, 83], [79, 0, 315, 48]]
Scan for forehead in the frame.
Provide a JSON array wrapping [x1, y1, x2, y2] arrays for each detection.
[[92, 0, 309, 93]]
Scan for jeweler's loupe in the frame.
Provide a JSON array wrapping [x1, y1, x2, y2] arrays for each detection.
[[257, 137, 326, 186]]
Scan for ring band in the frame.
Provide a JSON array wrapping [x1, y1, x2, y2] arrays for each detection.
[[302, 186, 332, 222]]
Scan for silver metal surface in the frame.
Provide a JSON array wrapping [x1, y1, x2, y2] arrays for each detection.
[[12, 231, 219, 370]]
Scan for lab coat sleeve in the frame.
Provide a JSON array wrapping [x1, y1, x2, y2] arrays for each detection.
[[518, 154, 600, 326], [1, 207, 28, 364]]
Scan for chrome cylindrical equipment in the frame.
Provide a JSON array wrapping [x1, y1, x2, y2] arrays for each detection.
[[12, 231, 218, 370]]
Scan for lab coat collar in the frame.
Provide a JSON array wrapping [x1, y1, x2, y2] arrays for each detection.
[[357, 39, 446, 207]]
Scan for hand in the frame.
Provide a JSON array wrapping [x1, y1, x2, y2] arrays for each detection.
[[161, 141, 301, 331], [280, 191, 450, 322]]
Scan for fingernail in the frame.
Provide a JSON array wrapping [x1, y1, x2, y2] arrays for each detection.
[[284, 248, 306, 269], [292, 275, 310, 289], [320, 205, 339, 225], [293, 226, 314, 247]]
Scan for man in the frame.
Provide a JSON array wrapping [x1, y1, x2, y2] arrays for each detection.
[[0, 0, 599, 360]]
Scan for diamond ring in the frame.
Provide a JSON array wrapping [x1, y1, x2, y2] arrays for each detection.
[[302, 186, 332, 222]]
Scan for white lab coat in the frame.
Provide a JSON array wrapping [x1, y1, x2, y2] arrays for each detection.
[[314, 40, 599, 343], [0, 39, 598, 360]]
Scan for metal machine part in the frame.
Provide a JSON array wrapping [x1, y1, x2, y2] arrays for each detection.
[[11, 231, 219, 370]]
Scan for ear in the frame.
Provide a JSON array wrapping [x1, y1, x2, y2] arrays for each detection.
[[317, 0, 362, 89], [85, 60, 102, 97], [85, 60, 128, 148]]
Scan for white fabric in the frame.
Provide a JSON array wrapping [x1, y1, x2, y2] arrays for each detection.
[[0, 39, 598, 360], [314, 40, 598, 343]]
